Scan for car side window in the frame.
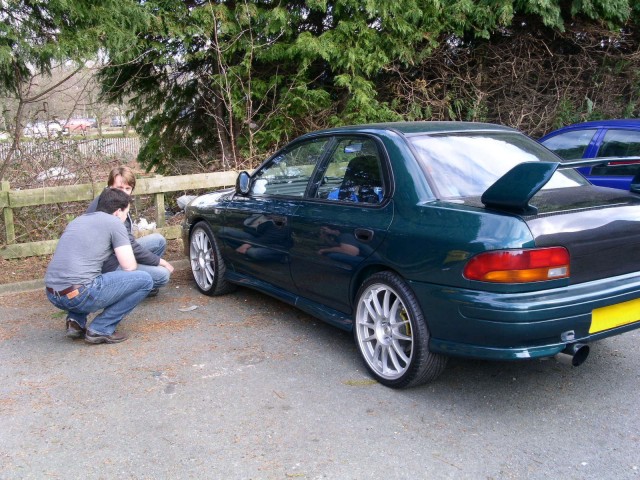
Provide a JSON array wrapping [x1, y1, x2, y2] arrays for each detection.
[[541, 129, 597, 160], [597, 129, 640, 157], [592, 129, 640, 176], [315, 137, 385, 204], [251, 138, 330, 197]]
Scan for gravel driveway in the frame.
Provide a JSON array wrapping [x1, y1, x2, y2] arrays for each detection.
[[1, 267, 640, 479]]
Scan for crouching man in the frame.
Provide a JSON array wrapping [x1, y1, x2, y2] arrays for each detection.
[[45, 188, 153, 344]]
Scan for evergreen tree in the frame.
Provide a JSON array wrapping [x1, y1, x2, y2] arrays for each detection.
[[0, 0, 149, 178], [68, 1, 640, 171]]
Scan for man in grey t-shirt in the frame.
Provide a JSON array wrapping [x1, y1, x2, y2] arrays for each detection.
[[86, 165, 174, 296], [45, 188, 153, 344]]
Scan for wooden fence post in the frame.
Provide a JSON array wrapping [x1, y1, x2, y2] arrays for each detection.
[[155, 191, 165, 228], [154, 175, 165, 228], [1, 181, 15, 245]]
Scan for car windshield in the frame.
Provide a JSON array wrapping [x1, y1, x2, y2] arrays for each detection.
[[410, 132, 588, 198]]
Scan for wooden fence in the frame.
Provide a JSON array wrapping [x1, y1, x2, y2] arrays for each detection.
[[0, 171, 238, 259], [0, 137, 141, 160]]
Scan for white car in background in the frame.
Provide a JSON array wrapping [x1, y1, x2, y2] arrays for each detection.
[[23, 121, 64, 137]]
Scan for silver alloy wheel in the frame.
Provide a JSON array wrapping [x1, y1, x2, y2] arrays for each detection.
[[355, 282, 414, 380], [190, 227, 215, 291]]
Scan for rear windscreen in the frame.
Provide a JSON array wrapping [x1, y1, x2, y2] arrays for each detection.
[[410, 132, 588, 198]]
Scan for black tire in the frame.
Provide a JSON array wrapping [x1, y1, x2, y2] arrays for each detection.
[[353, 271, 447, 388], [189, 221, 236, 296]]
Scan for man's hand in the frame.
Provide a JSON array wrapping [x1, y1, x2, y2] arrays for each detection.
[[159, 258, 175, 273]]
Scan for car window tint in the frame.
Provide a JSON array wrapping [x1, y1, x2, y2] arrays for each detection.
[[411, 132, 587, 198], [591, 129, 640, 176], [251, 138, 330, 197], [540, 129, 597, 160], [598, 129, 640, 157], [316, 137, 384, 204]]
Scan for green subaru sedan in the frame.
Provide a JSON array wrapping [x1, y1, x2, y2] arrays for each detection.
[[182, 122, 640, 388]]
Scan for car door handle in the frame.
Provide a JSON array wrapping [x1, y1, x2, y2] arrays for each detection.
[[271, 215, 287, 227], [354, 228, 374, 242]]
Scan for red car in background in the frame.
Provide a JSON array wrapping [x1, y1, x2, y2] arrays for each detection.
[[64, 118, 94, 133]]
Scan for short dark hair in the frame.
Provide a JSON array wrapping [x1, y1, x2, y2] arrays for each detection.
[[96, 188, 130, 214]]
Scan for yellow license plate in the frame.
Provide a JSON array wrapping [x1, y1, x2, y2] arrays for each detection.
[[590, 298, 640, 333]]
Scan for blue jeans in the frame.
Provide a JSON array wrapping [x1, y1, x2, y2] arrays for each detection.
[[46, 270, 153, 335], [134, 234, 170, 289], [137, 233, 166, 257]]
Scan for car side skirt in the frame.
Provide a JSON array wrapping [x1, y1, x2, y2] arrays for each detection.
[[226, 271, 354, 331]]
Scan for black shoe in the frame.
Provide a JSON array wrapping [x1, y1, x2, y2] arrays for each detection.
[[84, 330, 128, 344], [66, 319, 86, 339], [147, 288, 160, 298]]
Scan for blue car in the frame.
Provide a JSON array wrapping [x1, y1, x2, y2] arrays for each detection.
[[539, 119, 640, 191]]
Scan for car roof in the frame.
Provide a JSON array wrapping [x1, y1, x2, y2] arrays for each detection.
[[547, 119, 640, 132], [299, 121, 518, 139], [539, 119, 640, 142]]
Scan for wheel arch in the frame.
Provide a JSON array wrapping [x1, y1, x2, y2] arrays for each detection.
[[350, 263, 403, 310], [186, 213, 225, 240], [183, 214, 208, 256], [350, 263, 437, 334]]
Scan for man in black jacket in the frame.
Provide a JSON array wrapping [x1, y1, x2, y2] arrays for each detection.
[[87, 166, 174, 296]]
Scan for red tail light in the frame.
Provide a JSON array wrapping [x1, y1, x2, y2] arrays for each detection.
[[463, 247, 570, 283]]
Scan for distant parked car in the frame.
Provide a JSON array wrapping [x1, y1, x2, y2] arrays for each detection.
[[110, 115, 128, 127], [539, 119, 640, 190], [23, 121, 64, 137], [64, 118, 93, 133]]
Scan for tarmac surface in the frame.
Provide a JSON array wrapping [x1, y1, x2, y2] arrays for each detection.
[[1, 264, 640, 479]]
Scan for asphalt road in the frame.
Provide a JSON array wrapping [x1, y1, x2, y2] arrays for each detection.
[[1, 267, 639, 479]]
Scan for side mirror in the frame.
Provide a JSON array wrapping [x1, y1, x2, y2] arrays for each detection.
[[236, 171, 251, 195]]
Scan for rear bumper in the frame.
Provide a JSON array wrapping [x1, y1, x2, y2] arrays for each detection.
[[409, 271, 640, 360]]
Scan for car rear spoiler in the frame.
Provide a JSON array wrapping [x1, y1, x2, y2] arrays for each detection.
[[482, 161, 559, 215], [482, 157, 640, 214], [482, 155, 640, 213]]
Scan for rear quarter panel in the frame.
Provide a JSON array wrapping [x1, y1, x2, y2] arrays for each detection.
[[380, 202, 535, 287]]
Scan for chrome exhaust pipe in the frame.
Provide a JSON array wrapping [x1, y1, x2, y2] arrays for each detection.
[[554, 343, 590, 367]]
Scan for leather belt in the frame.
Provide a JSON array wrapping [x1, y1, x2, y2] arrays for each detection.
[[46, 285, 83, 299]]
